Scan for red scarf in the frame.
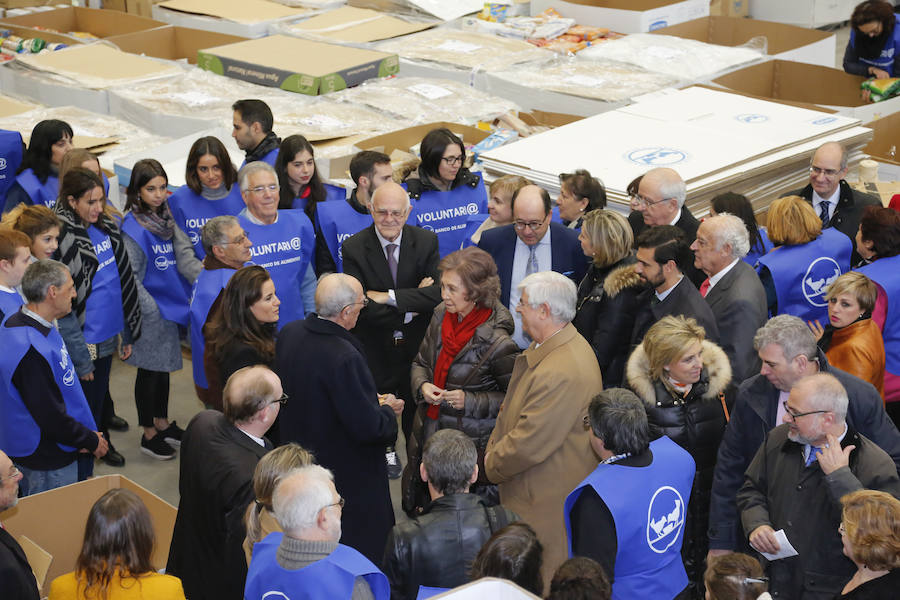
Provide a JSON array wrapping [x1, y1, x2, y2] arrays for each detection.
[[428, 305, 492, 419]]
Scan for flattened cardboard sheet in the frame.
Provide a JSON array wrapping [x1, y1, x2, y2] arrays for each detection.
[[16, 535, 51, 590], [16, 44, 181, 87], [158, 0, 307, 24], [287, 6, 434, 43], [0, 95, 37, 118]]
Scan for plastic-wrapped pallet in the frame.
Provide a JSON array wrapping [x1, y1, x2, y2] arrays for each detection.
[[330, 77, 519, 125], [489, 57, 681, 103], [276, 97, 413, 141], [579, 33, 765, 80]]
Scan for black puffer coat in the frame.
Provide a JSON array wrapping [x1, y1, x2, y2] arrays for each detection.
[[403, 301, 519, 515], [572, 256, 644, 388], [627, 340, 734, 600]]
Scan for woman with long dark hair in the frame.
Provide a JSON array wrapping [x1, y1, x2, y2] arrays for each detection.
[[275, 134, 326, 213], [54, 168, 142, 475], [203, 265, 280, 408], [168, 136, 244, 260], [48, 488, 186, 599], [5, 119, 73, 211], [121, 159, 200, 460], [844, 1, 899, 79]]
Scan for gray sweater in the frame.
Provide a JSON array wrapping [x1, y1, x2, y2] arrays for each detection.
[[277, 536, 375, 600]]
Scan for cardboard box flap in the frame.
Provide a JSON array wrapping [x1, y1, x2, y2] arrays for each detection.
[[16, 535, 51, 590], [106, 25, 248, 63], [865, 111, 900, 166], [0, 6, 166, 38], [158, 0, 308, 24], [714, 60, 867, 107], [0, 95, 38, 119], [201, 34, 394, 77], [357, 121, 490, 155], [518, 110, 584, 128], [652, 16, 833, 56], [287, 6, 435, 43], [15, 44, 183, 89]]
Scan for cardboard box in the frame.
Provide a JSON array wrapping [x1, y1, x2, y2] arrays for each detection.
[[864, 111, 900, 167], [0, 23, 85, 46], [197, 34, 398, 95], [0, 6, 167, 41], [529, 0, 709, 33], [751, 0, 854, 29], [107, 88, 221, 139], [709, 0, 748, 17], [519, 110, 584, 129], [712, 59, 900, 123], [0, 0, 58, 9], [279, 6, 435, 45], [0, 475, 177, 597], [0, 64, 110, 114], [0, 94, 37, 118], [152, 0, 310, 38], [356, 121, 490, 156], [652, 16, 836, 68], [106, 25, 247, 63]]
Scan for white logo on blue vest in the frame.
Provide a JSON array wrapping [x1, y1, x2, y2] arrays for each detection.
[[646, 485, 685, 554], [155, 255, 170, 271], [0, 158, 6, 170], [290, 236, 302, 251], [803, 257, 841, 307], [736, 114, 769, 123], [261, 593, 290, 599], [60, 345, 75, 387], [189, 230, 200, 245], [626, 148, 688, 166]]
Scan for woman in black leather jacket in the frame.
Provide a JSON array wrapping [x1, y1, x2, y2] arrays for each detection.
[[572, 209, 643, 388], [626, 315, 734, 600]]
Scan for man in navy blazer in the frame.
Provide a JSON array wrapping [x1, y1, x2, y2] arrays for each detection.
[[478, 184, 587, 348]]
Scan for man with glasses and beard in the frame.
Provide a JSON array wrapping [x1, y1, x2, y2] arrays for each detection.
[[737, 373, 900, 600], [478, 184, 587, 349]]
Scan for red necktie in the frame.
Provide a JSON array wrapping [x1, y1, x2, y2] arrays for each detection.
[[700, 278, 710, 297]]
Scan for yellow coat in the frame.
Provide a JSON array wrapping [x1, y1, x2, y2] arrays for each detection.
[[485, 323, 602, 590], [49, 571, 185, 600]]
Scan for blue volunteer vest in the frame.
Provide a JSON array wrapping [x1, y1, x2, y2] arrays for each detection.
[[564, 436, 695, 600], [121, 214, 191, 326], [15, 168, 59, 208], [0, 130, 24, 205], [240, 210, 314, 328], [459, 213, 490, 249], [316, 201, 374, 272], [416, 587, 449, 599], [0, 316, 97, 457], [168, 184, 246, 260], [409, 175, 488, 258], [83, 225, 125, 344], [0, 287, 23, 323], [244, 533, 390, 600], [241, 147, 279, 169], [189, 267, 237, 389], [757, 228, 851, 324], [744, 226, 774, 268], [850, 15, 900, 76], [859, 254, 900, 374]]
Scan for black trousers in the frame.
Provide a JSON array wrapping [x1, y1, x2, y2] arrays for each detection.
[[135, 368, 169, 428], [77, 354, 113, 480]]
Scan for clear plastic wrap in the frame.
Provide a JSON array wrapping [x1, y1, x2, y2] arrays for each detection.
[[579, 33, 766, 80], [489, 56, 680, 102], [330, 76, 519, 125], [375, 28, 552, 71], [276, 97, 413, 140], [272, 6, 438, 45], [0, 105, 169, 168]]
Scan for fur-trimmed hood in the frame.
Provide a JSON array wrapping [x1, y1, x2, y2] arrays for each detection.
[[603, 262, 644, 297], [626, 339, 732, 406]]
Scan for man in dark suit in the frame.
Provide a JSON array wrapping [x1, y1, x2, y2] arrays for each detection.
[[690, 214, 767, 382], [477, 184, 587, 348], [167, 365, 279, 600], [784, 141, 880, 265], [631, 226, 719, 347], [276, 273, 404, 564], [628, 167, 705, 288], [341, 181, 441, 442], [0, 449, 39, 600]]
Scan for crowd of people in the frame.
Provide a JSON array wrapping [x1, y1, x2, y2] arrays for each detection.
[[0, 97, 899, 600]]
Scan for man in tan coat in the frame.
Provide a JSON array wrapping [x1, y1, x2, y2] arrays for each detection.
[[485, 271, 602, 590]]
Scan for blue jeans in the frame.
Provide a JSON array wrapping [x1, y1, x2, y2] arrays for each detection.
[[17, 462, 77, 496]]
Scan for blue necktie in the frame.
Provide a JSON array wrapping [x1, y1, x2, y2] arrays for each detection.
[[526, 245, 539, 276], [806, 446, 821, 467], [818, 202, 830, 227]]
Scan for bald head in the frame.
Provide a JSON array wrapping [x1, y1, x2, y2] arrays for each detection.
[[315, 273, 365, 329], [512, 185, 551, 246], [223, 365, 282, 434], [637, 168, 686, 226], [809, 142, 848, 199]]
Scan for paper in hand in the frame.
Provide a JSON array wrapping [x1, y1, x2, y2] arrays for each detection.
[[759, 529, 799, 561]]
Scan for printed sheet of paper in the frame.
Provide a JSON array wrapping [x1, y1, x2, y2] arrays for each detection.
[[759, 529, 799, 561]]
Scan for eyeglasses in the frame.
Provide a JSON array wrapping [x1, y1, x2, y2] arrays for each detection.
[[269, 393, 289, 406], [247, 184, 279, 195], [373, 208, 407, 220], [514, 217, 547, 231], [582, 415, 591, 430], [809, 166, 841, 178], [342, 297, 370, 311], [632, 194, 671, 208], [782, 401, 830, 421], [441, 155, 463, 167], [322, 496, 345, 511], [221, 232, 249, 245], [0, 466, 21, 482]]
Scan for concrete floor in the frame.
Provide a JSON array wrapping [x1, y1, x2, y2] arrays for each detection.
[[96, 355, 410, 525]]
